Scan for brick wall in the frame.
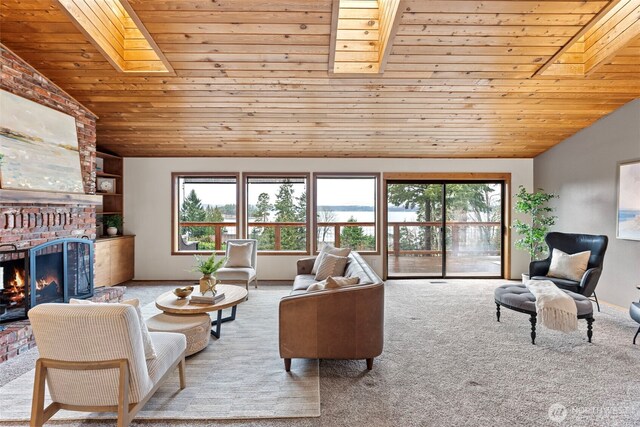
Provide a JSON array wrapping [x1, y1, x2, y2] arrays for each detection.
[[0, 44, 98, 253]]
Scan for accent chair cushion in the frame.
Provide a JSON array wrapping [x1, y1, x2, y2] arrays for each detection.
[[146, 332, 187, 384], [311, 244, 351, 274], [314, 253, 349, 281], [70, 297, 157, 360], [215, 267, 256, 282], [225, 241, 253, 267], [547, 248, 591, 282], [325, 276, 360, 289]]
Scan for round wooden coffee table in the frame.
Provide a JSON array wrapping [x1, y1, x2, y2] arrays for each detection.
[[155, 284, 248, 338]]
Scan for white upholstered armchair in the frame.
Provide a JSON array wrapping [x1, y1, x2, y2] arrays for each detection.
[[215, 239, 258, 291], [28, 303, 187, 427]]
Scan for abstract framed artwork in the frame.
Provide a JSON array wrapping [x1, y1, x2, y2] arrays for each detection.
[[617, 159, 640, 241], [0, 89, 84, 193]]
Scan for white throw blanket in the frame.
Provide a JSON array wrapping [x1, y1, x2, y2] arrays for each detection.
[[525, 280, 578, 332]]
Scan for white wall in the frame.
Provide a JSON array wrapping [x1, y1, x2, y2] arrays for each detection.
[[124, 158, 533, 281], [535, 99, 640, 308]]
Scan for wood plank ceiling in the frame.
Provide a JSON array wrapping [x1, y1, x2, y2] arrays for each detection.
[[1, 0, 639, 158]]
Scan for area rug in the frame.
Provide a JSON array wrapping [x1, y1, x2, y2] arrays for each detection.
[[0, 288, 320, 422]]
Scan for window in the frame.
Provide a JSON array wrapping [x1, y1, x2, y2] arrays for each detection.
[[245, 174, 309, 253], [172, 173, 239, 254], [314, 174, 379, 253]]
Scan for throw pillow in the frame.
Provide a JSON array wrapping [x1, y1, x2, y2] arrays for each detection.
[[311, 244, 351, 274], [325, 276, 360, 289], [547, 248, 591, 282], [225, 242, 253, 268], [69, 297, 157, 360], [314, 253, 349, 281], [306, 281, 326, 292]]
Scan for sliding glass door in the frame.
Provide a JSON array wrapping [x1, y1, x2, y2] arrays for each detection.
[[386, 181, 504, 278]]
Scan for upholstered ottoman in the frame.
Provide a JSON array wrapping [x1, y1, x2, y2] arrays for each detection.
[[494, 284, 594, 344], [147, 313, 211, 356]]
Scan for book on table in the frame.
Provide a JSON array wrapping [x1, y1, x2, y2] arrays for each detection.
[[189, 292, 226, 305]]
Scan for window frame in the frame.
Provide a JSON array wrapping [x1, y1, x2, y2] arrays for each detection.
[[313, 172, 381, 255], [171, 172, 240, 256], [243, 172, 311, 256]]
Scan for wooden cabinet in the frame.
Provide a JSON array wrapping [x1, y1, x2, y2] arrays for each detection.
[[94, 235, 135, 287]]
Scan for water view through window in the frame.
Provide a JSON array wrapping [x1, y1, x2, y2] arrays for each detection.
[[387, 181, 503, 278]]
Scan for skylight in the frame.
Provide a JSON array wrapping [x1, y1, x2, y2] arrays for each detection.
[[537, 0, 640, 77], [330, 0, 402, 74], [57, 0, 172, 74]]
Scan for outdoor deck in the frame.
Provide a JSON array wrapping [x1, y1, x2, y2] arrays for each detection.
[[388, 254, 501, 277]]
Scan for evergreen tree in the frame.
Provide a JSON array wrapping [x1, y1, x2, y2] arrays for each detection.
[[274, 182, 305, 250], [340, 216, 375, 250], [180, 189, 206, 238], [251, 192, 274, 250]]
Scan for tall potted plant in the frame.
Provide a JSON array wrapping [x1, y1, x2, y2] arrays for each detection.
[[192, 253, 226, 294], [512, 185, 558, 282]]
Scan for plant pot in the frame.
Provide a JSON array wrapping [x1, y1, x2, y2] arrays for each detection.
[[199, 274, 217, 294], [106, 227, 118, 236], [522, 273, 530, 283]]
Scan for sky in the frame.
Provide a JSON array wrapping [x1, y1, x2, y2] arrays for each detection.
[[181, 178, 377, 208]]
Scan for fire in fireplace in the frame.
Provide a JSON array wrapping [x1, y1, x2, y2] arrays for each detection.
[[0, 238, 94, 323]]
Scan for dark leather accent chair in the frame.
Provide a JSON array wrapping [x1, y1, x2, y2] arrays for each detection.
[[530, 232, 608, 311]]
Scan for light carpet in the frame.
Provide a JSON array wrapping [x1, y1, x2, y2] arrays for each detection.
[[0, 280, 639, 427], [0, 288, 320, 422]]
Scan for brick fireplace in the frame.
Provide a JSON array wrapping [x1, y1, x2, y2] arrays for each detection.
[[0, 44, 103, 361]]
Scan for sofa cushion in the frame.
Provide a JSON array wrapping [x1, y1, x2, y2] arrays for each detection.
[[146, 332, 186, 384], [312, 244, 351, 274], [325, 276, 360, 289], [293, 275, 317, 291], [314, 254, 349, 280]]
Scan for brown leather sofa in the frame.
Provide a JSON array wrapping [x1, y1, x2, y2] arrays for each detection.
[[279, 251, 384, 372]]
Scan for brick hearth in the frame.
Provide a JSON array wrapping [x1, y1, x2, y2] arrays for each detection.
[[0, 286, 125, 363]]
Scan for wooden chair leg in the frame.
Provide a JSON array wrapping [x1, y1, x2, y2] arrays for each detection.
[[284, 358, 291, 372], [117, 360, 130, 427], [178, 357, 186, 389], [30, 360, 47, 427], [254, 278, 258, 289], [366, 358, 374, 370]]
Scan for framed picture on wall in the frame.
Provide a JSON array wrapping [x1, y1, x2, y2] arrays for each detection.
[[617, 159, 640, 241]]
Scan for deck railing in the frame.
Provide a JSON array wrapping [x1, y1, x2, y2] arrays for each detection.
[[179, 220, 500, 254]]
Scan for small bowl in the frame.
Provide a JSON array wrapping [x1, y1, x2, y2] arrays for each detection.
[[173, 286, 194, 299]]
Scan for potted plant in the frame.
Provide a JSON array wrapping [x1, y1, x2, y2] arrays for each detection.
[[192, 253, 226, 294], [512, 185, 558, 282], [104, 214, 123, 237]]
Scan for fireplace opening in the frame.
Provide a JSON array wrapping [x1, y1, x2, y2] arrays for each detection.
[[0, 258, 28, 322], [33, 250, 64, 305], [0, 238, 94, 323]]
